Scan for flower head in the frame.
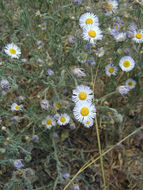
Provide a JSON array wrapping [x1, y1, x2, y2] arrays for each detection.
[[115, 32, 126, 42], [42, 116, 56, 129], [11, 103, 23, 111], [105, 64, 117, 76], [79, 12, 99, 29], [125, 78, 136, 89], [77, 52, 87, 63], [117, 85, 130, 95], [82, 119, 94, 128], [72, 85, 93, 103], [57, 113, 70, 126], [95, 47, 104, 57], [119, 56, 135, 72], [4, 43, 21, 59], [132, 30, 143, 43], [41, 22, 47, 30], [13, 160, 24, 169], [82, 25, 103, 44], [73, 102, 96, 123], [105, 0, 118, 15]]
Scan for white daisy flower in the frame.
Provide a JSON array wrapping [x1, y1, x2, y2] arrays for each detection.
[[77, 52, 87, 63], [115, 32, 126, 42], [95, 47, 104, 57], [132, 30, 143, 43], [105, 0, 118, 15], [73, 102, 96, 123], [57, 113, 70, 126], [82, 25, 103, 44], [72, 67, 86, 78], [54, 101, 62, 110], [41, 22, 47, 30], [11, 103, 23, 111], [72, 85, 93, 103], [125, 78, 136, 89], [117, 85, 130, 95], [119, 56, 135, 72], [79, 12, 99, 29], [105, 64, 117, 76], [42, 116, 56, 129], [4, 43, 21, 59], [82, 119, 94, 128]]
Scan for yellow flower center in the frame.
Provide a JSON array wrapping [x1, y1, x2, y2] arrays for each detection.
[[60, 116, 66, 123], [81, 53, 87, 60], [15, 105, 20, 110], [115, 25, 118, 29], [107, 3, 113, 11], [108, 67, 114, 73], [86, 18, 93, 24], [86, 120, 90, 125], [128, 81, 133, 86], [123, 60, 130, 68], [9, 48, 16, 55], [78, 92, 87, 100], [136, 33, 142, 39], [42, 24, 46, 28], [88, 30, 96, 38], [46, 120, 52, 125], [56, 103, 61, 109], [80, 107, 89, 116]]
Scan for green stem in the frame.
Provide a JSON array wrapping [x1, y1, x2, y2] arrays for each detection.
[[95, 117, 107, 189]]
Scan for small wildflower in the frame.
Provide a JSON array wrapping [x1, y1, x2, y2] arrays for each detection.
[[72, 67, 86, 78], [82, 25, 103, 44], [87, 58, 96, 65], [73, 102, 96, 123], [119, 56, 135, 72], [13, 160, 24, 169], [54, 113, 60, 120], [4, 43, 21, 59], [115, 32, 126, 42], [77, 52, 87, 63], [117, 85, 130, 95], [42, 116, 56, 129], [105, 64, 117, 76], [11, 116, 20, 122], [62, 168, 70, 179], [46, 69, 54, 76], [68, 36, 76, 44], [57, 114, 70, 126], [32, 135, 39, 142], [69, 122, 76, 130], [21, 58, 27, 63], [73, 184, 80, 190], [132, 30, 143, 43], [82, 119, 94, 128], [125, 78, 136, 89], [95, 47, 104, 57], [105, 0, 118, 15], [84, 43, 91, 50], [0, 79, 10, 89], [41, 22, 47, 30], [11, 103, 23, 111], [72, 85, 93, 103], [54, 101, 62, 110], [79, 12, 99, 29]]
